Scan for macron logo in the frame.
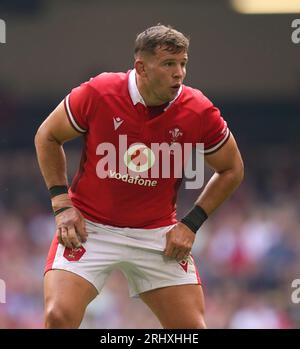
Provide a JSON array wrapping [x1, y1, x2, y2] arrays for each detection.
[[113, 116, 124, 130]]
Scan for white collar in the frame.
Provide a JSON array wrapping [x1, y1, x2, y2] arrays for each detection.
[[128, 69, 182, 109], [128, 69, 146, 106]]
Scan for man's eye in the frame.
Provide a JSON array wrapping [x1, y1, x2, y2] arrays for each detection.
[[165, 62, 173, 66]]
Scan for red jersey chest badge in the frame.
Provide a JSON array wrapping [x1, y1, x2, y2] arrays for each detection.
[[166, 127, 184, 145]]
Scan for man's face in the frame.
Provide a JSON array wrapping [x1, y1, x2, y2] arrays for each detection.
[[137, 46, 188, 105]]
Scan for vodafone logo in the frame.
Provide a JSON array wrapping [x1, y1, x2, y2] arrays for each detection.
[[124, 144, 155, 173], [96, 135, 205, 189]]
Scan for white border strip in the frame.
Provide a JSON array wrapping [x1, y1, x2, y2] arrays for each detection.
[[65, 94, 87, 133], [204, 128, 230, 154]]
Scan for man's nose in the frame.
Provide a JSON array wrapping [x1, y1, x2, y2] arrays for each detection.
[[173, 65, 184, 79]]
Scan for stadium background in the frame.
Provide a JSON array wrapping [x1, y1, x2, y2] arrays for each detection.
[[0, 0, 299, 328]]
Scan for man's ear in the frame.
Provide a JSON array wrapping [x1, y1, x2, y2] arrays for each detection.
[[134, 59, 147, 78]]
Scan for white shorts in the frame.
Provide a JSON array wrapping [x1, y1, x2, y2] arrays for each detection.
[[45, 219, 201, 297]]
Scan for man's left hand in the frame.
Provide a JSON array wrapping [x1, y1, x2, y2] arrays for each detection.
[[164, 222, 195, 261]]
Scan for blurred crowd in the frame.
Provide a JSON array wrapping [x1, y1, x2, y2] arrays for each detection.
[[0, 0, 299, 330], [0, 143, 299, 329]]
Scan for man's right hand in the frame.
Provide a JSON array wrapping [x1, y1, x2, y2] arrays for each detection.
[[52, 194, 87, 248], [55, 206, 87, 248]]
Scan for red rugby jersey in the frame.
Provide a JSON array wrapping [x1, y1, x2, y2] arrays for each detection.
[[64, 70, 230, 228]]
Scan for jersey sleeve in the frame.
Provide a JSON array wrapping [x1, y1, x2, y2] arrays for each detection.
[[64, 81, 98, 133], [201, 102, 230, 155]]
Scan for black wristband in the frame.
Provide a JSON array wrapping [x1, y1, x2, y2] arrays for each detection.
[[180, 205, 208, 234], [49, 185, 68, 198], [53, 206, 73, 216]]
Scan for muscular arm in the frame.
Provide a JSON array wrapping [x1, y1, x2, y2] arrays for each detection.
[[164, 133, 244, 260], [35, 101, 87, 248], [195, 133, 244, 214], [34, 101, 82, 193]]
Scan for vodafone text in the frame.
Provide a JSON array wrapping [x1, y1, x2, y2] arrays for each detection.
[[96, 135, 204, 189]]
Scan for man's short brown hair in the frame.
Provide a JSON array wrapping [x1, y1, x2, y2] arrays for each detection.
[[134, 24, 189, 57]]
